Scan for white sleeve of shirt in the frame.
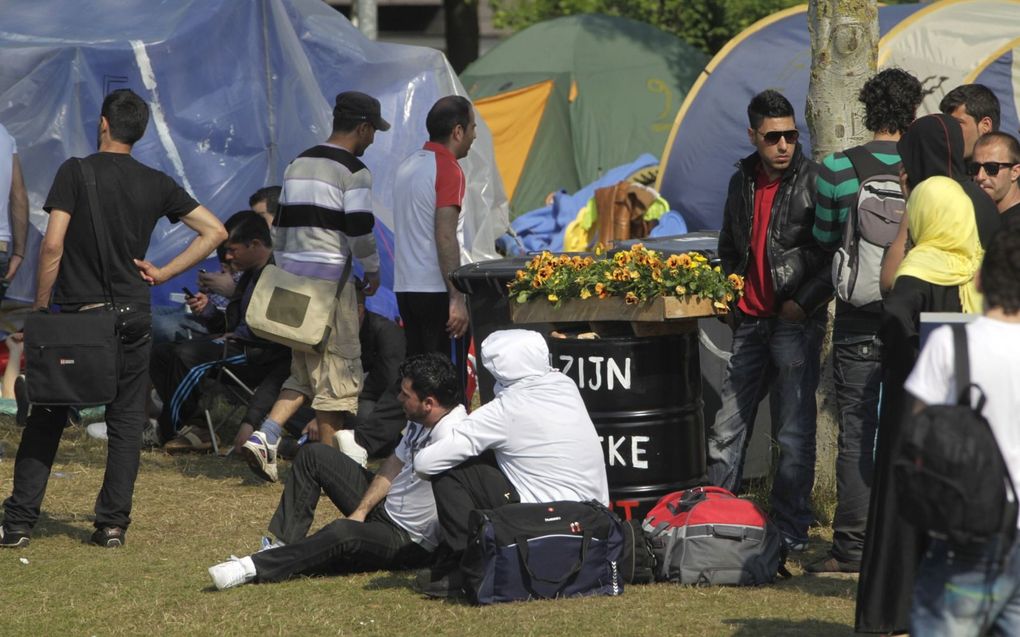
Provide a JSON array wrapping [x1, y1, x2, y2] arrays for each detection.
[[413, 401, 508, 476], [904, 325, 956, 406]]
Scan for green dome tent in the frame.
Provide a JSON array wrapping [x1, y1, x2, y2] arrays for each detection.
[[461, 14, 707, 217]]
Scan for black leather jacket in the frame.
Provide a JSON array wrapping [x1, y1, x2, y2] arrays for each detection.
[[718, 145, 831, 315]]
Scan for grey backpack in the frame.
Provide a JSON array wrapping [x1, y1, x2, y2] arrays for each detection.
[[831, 146, 905, 306]]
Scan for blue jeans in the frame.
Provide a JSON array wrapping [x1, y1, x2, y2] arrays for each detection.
[[706, 313, 824, 544], [913, 536, 1020, 636], [830, 332, 882, 563]]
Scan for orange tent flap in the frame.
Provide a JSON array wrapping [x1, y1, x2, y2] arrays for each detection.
[[475, 80, 555, 201]]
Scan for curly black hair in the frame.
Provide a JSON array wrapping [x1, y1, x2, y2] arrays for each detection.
[[858, 68, 923, 135], [980, 224, 1020, 315], [398, 353, 460, 408]]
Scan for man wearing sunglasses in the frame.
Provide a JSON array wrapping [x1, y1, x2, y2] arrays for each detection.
[[710, 89, 829, 555], [970, 132, 1020, 223]]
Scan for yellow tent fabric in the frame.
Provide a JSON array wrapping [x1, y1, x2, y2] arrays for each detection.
[[475, 80, 554, 202]]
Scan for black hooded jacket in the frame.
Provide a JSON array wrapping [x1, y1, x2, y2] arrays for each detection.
[[897, 112, 1000, 247], [718, 143, 830, 315]]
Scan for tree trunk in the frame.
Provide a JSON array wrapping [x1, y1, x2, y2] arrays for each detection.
[[805, 0, 878, 162], [444, 0, 480, 74]]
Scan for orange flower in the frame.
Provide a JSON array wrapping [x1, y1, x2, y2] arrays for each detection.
[[624, 291, 639, 305], [531, 278, 542, 289], [547, 293, 559, 302], [727, 273, 744, 291], [614, 251, 631, 266], [515, 270, 527, 281], [580, 288, 592, 300]]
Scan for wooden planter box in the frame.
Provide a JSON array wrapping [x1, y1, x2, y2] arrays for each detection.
[[510, 295, 723, 324]]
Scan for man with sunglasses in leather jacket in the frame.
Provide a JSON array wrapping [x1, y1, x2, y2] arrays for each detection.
[[708, 89, 830, 554]]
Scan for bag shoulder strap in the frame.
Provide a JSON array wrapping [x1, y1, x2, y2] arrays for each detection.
[[76, 158, 116, 306], [844, 145, 897, 183], [950, 323, 971, 406]]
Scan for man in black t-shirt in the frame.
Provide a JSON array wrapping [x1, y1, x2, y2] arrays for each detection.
[[0, 89, 226, 550]]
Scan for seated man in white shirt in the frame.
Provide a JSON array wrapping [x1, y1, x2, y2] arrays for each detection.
[[208, 354, 465, 589], [412, 329, 609, 597]]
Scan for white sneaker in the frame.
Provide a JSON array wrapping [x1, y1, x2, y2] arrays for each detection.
[[241, 431, 279, 482], [208, 555, 256, 590], [86, 422, 109, 440], [335, 429, 368, 468]]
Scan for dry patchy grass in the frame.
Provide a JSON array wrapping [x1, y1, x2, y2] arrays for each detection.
[[0, 418, 857, 637]]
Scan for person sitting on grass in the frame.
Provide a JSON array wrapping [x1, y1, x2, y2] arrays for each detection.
[[208, 354, 465, 590]]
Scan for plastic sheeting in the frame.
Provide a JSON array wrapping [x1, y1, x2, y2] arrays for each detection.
[[0, 0, 509, 319]]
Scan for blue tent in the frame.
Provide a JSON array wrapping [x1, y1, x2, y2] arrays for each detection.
[[656, 0, 1020, 231], [0, 0, 508, 319]]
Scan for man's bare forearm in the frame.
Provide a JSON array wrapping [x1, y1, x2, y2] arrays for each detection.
[[435, 207, 461, 296]]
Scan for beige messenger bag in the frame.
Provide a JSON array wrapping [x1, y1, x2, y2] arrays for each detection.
[[245, 259, 352, 354]]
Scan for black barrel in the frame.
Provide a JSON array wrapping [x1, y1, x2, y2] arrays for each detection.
[[546, 330, 706, 521]]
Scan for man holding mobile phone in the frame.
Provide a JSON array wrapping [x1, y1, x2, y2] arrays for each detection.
[[149, 211, 289, 449]]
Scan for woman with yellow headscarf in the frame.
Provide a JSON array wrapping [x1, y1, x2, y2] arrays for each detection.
[[860, 175, 984, 636]]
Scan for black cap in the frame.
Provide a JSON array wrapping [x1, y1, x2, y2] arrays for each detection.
[[333, 91, 391, 131]]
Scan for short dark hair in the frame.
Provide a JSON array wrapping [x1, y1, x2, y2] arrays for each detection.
[[940, 84, 1001, 131], [249, 186, 282, 214], [398, 354, 460, 408], [747, 89, 794, 130], [224, 210, 272, 248], [859, 68, 923, 135], [101, 89, 149, 145], [980, 224, 1020, 314], [426, 96, 473, 142], [975, 131, 1020, 164]]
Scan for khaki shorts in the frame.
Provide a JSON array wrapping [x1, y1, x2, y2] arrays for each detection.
[[282, 282, 362, 413]]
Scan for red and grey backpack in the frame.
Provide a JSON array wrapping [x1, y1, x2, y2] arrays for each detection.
[[641, 486, 787, 585]]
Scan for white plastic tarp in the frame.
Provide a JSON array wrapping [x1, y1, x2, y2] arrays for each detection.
[[0, 0, 509, 318]]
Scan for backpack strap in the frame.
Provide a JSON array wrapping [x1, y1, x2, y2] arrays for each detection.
[[950, 323, 970, 405], [844, 145, 895, 183]]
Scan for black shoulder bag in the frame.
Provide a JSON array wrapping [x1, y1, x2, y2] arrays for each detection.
[[23, 159, 121, 406]]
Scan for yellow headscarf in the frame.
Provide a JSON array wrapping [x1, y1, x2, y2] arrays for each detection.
[[895, 176, 983, 313]]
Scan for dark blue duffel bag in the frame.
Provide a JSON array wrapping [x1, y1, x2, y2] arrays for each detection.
[[461, 500, 625, 604]]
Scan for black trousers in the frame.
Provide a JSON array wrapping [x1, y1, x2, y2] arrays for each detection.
[[3, 309, 151, 532], [396, 291, 470, 400], [432, 452, 519, 554], [252, 443, 430, 582], [149, 337, 289, 442]]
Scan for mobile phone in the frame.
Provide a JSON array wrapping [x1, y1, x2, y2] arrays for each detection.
[[182, 287, 196, 298], [198, 269, 207, 274]]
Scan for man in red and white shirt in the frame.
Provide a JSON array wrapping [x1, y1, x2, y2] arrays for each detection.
[[393, 96, 477, 361]]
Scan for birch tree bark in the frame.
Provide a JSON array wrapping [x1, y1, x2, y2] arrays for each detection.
[[805, 0, 879, 162]]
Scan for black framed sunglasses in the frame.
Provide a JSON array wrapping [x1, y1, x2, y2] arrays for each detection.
[[757, 129, 799, 145], [967, 161, 1018, 177]]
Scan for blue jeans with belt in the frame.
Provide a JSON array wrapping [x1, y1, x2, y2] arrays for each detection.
[[706, 312, 825, 545], [913, 535, 1020, 637]]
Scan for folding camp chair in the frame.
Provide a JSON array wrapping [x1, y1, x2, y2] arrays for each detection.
[[198, 339, 258, 456]]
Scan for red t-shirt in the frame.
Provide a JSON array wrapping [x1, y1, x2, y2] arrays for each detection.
[[737, 167, 779, 317]]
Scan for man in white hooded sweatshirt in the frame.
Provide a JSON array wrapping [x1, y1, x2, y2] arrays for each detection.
[[412, 329, 609, 596]]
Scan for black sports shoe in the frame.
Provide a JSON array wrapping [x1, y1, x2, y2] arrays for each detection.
[[90, 526, 126, 548], [414, 564, 465, 599], [13, 374, 29, 427], [0, 525, 30, 548]]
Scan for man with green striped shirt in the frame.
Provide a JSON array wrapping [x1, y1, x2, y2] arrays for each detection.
[[808, 68, 923, 574]]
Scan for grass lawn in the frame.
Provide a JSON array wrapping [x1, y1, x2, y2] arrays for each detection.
[[0, 417, 858, 637]]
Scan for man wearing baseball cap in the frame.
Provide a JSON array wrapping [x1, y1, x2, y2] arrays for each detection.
[[242, 90, 390, 481]]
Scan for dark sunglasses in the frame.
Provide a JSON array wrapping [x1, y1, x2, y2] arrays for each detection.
[[967, 161, 1018, 177], [757, 129, 799, 145]]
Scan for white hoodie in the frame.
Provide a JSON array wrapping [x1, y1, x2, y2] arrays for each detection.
[[413, 329, 609, 505]]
